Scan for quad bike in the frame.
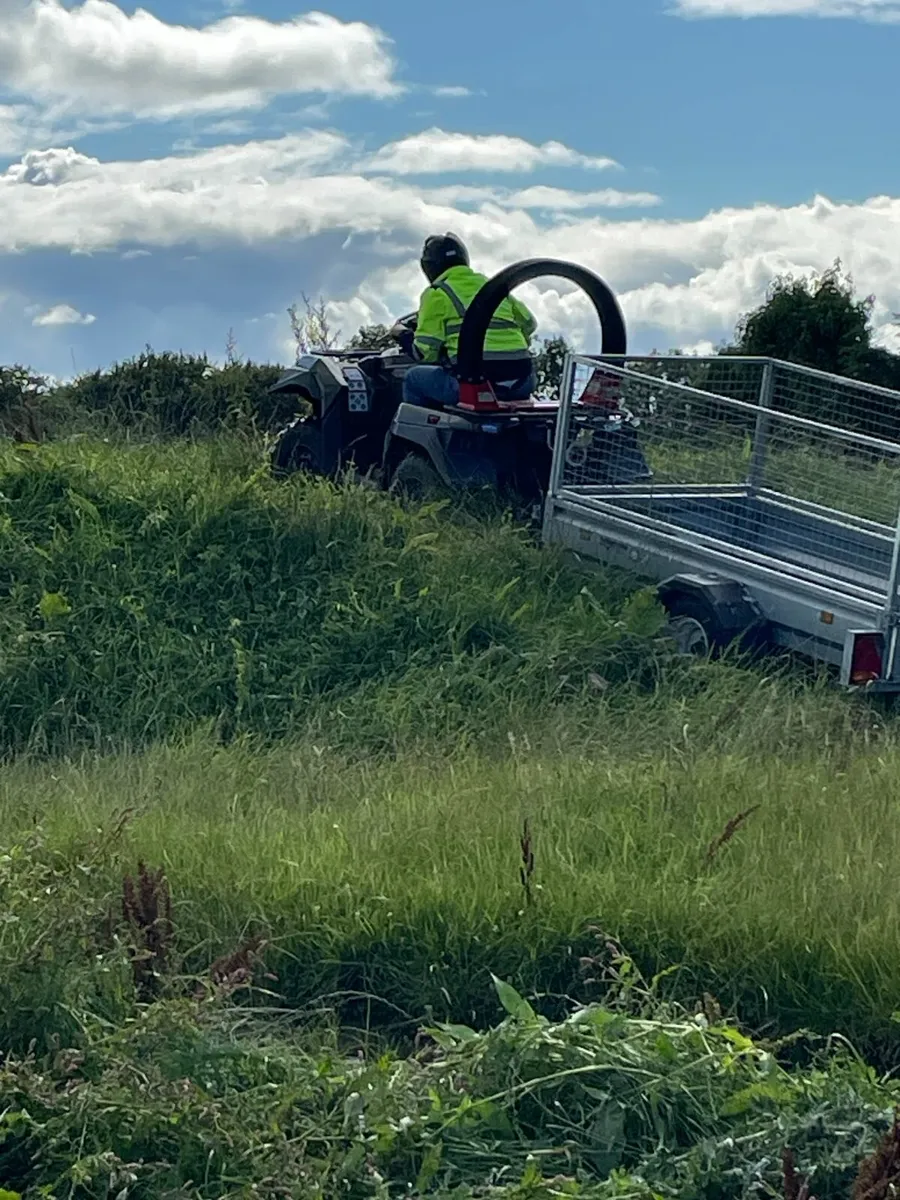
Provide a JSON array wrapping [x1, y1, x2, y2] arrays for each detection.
[[268, 258, 652, 506]]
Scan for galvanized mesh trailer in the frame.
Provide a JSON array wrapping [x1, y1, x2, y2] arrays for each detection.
[[543, 354, 900, 688]]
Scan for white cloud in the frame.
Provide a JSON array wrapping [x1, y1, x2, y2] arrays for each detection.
[[432, 86, 473, 98], [506, 186, 662, 210], [2, 132, 900, 359], [405, 183, 661, 210], [4, 130, 348, 190], [0, 4, 400, 122], [362, 128, 619, 175], [673, 0, 900, 17], [32, 303, 96, 326]]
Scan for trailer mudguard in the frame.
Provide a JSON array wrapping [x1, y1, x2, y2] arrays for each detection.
[[657, 573, 767, 644]]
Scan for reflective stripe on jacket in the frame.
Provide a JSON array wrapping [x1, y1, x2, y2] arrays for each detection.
[[412, 265, 536, 366]]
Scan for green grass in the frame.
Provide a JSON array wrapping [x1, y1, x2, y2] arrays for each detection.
[[6, 431, 900, 1196], [0, 436, 660, 756], [1, 691, 899, 1061]]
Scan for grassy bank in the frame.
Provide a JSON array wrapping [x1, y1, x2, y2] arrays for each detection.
[[4, 432, 900, 1196], [0, 436, 660, 756], [1, 434, 897, 1052]]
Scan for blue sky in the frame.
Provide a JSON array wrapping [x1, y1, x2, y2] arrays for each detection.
[[1, 0, 898, 378]]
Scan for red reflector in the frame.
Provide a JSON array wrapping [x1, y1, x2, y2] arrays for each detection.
[[458, 380, 500, 412], [851, 633, 883, 684], [581, 368, 621, 409]]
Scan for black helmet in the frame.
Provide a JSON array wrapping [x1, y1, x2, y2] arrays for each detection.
[[420, 232, 469, 282]]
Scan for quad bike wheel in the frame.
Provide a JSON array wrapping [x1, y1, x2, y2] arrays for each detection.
[[388, 452, 447, 502], [270, 423, 319, 478]]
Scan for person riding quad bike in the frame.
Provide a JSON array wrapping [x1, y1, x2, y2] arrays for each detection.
[[394, 233, 539, 409]]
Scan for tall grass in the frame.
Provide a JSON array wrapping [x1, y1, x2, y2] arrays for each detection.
[[3, 436, 899, 1057], [6, 430, 900, 1195], [0, 436, 661, 756], [1, 670, 897, 1060]]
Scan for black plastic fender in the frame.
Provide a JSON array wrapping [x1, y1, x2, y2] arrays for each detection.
[[657, 573, 768, 647], [384, 406, 502, 490]]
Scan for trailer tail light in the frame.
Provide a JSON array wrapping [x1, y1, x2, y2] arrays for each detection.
[[850, 632, 883, 684]]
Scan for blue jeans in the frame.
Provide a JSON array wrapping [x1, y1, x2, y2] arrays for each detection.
[[402, 365, 536, 409]]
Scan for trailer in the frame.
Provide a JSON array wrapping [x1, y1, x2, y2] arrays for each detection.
[[542, 352, 900, 690]]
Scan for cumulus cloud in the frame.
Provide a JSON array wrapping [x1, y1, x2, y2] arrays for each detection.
[[673, 0, 900, 17], [505, 186, 661, 210], [362, 129, 618, 175], [0, 4, 400, 121], [2, 132, 899, 358], [323, 193, 900, 355], [32, 303, 96, 325]]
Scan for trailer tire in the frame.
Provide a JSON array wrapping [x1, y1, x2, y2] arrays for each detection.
[[659, 579, 768, 660], [662, 593, 719, 658]]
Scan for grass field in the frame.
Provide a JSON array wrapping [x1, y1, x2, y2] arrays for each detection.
[[4, 431, 900, 1197]]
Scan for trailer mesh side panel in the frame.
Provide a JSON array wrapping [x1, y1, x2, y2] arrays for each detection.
[[557, 355, 900, 599]]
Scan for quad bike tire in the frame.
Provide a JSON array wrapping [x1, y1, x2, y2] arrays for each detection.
[[388, 453, 448, 502], [271, 424, 319, 478]]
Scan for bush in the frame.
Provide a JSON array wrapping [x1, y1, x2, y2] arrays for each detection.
[[0, 364, 59, 442], [54, 349, 288, 437]]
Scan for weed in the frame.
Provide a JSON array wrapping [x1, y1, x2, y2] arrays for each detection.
[[705, 804, 761, 865], [519, 818, 535, 907], [784, 1147, 819, 1200], [852, 1115, 900, 1200], [122, 861, 174, 1001]]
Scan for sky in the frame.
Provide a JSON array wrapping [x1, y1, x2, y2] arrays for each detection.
[[1, 0, 899, 379]]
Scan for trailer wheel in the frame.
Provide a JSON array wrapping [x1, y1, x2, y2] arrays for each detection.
[[661, 593, 718, 658]]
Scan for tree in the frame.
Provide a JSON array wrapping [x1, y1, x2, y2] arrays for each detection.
[[534, 335, 574, 398], [728, 259, 900, 437], [287, 293, 340, 362], [346, 324, 396, 352], [731, 260, 873, 378]]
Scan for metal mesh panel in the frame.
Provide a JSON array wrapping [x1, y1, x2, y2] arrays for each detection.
[[557, 357, 900, 597], [767, 360, 900, 443], [619, 354, 766, 408], [602, 354, 900, 444]]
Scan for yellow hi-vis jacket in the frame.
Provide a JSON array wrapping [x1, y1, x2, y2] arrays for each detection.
[[412, 265, 537, 368]]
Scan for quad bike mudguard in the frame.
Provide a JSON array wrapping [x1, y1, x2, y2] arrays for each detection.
[[387, 405, 501, 489], [269, 348, 413, 477]]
